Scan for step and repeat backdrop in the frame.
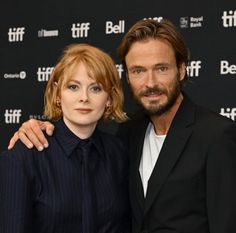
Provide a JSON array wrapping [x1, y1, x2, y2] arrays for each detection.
[[0, 0, 236, 150]]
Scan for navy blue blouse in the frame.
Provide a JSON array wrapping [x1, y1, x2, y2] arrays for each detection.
[[0, 119, 131, 233]]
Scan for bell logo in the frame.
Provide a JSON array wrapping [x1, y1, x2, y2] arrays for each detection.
[[220, 61, 236, 75], [5, 109, 22, 124], [105, 20, 125, 34]]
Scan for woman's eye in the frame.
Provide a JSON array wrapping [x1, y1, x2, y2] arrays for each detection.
[[90, 85, 102, 93], [68, 84, 78, 91]]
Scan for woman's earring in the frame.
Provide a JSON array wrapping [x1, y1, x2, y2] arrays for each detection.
[[56, 99, 61, 107], [105, 103, 111, 112]]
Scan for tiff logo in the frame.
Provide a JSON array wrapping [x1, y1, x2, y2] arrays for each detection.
[[116, 64, 124, 79], [106, 20, 125, 34], [222, 10, 236, 27], [220, 60, 236, 75], [187, 61, 201, 77], [8, 27, 25, 42], [220, 108, 236, 121], [5, 109, 22, 124], [71, 23, 90, 38], [37, 67, 54, 82]]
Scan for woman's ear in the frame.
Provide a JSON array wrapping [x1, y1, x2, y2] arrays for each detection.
[[53, 81, 58, 88], [106, 96, 111, 107], [54, 82, 61, 106]]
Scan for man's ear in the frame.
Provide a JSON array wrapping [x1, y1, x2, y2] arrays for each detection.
[[179, 63, 186, 81], [126, 71, 130, 84]]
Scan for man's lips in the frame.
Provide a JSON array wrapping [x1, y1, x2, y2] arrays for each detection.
[[142, 91, 163, 99], [144, 92, 162, 97]]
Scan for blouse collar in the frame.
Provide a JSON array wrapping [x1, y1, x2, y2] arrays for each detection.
[[54, 119, 105, 158]]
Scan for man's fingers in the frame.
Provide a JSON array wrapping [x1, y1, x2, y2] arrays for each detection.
[[8, 131, 32, 150], [7, 119, 53, 151], [17, 130, 34, 149], [21, 119, 49, 150], [40, 121, 55, 136], [19, 128, 45, 151]]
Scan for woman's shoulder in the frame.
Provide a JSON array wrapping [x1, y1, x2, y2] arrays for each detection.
[[0, 137, 53, 169], [0, 141, 41, 178], [1, 140, 37, 159]]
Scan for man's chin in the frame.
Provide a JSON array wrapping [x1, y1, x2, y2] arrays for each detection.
[[140, 103, 164, 116]]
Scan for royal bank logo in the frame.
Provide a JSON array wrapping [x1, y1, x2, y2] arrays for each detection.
[[8, 27, 25, 42], [180, 16, 203, 28], [220, 108, 236, 121], [38, 29, 59, 37], [4, 71, 26, 79], [180, 17, 189, 28], [187, 61, 202, 77], [71, 22, 90, 38], [105, 20, 125, 34], [37, 67, 54, 82], [5, 109, 22, 124], [222, 10, 236, 27], [220, 60, 236, 75], [116, 64, 124, 79], [143, 17, 163, 22]]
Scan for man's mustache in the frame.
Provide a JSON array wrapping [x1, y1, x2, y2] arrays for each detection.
[[138, 86, 166, 97]]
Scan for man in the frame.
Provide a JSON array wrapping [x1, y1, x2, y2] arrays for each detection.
[[8, 19, 236, 233]]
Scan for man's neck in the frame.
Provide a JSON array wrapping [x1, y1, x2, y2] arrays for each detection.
[[150, 94, 183, 135]]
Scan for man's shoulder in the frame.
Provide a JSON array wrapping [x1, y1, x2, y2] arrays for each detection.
[[195, 104, 235, 127], [189, 103, 236, 141], [181, 94, 235, 129]]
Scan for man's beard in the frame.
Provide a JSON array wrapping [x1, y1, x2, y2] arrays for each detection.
[[131, 74, 182, 116]]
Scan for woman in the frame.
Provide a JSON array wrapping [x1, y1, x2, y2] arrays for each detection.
[[0, 44, 131, 233]]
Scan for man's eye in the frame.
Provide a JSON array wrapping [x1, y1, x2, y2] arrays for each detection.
[[130, 68, 145, 76], [132, 68, 143, 74], [159, 66, 168, 72]]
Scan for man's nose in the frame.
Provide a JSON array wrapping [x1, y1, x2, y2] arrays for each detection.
[[145, 70, 156, 88]]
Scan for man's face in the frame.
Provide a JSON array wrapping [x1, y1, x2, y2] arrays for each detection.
[[125, 39, 185, 116]]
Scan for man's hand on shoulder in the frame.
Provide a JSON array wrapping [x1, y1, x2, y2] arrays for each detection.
[[8, 119, 55, 151]]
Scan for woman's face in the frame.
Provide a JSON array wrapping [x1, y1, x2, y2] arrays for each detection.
[[58, 62, 110, 137]]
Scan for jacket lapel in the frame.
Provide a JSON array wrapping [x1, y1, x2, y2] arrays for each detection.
[[129, 116, 149, 212], [144, 96, 196, 214]]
